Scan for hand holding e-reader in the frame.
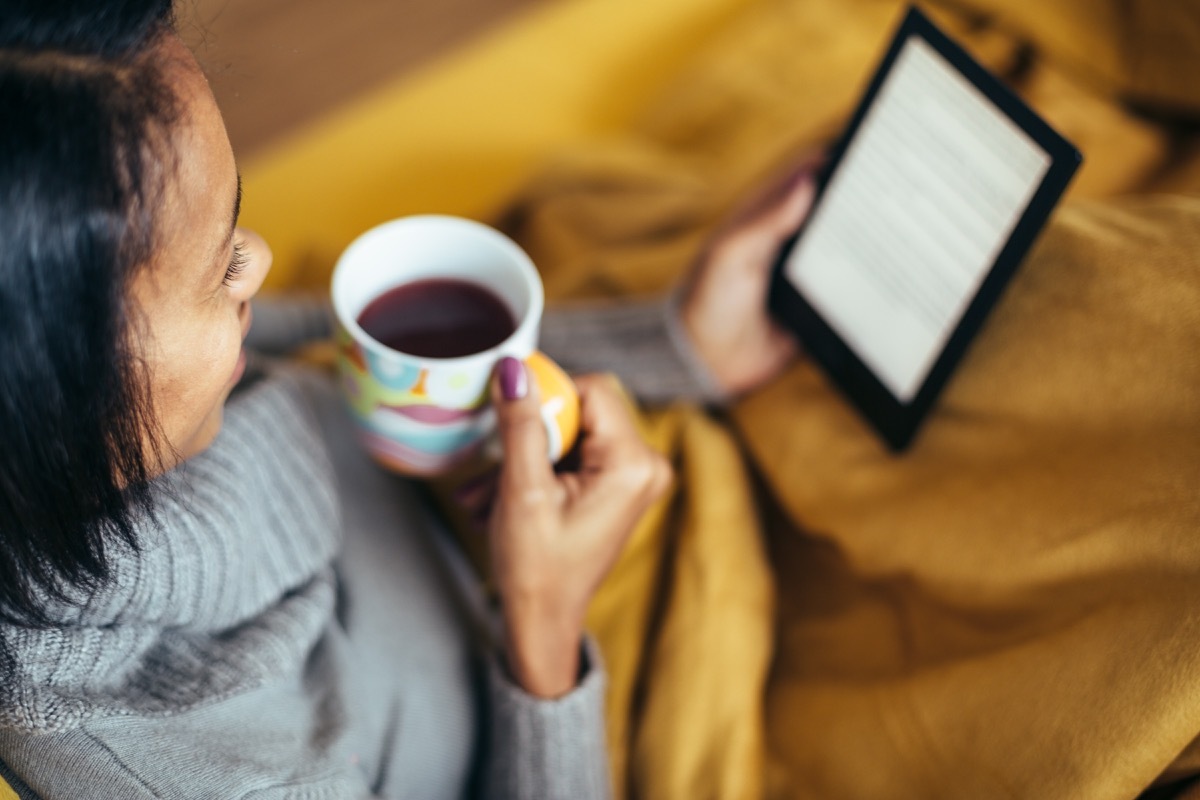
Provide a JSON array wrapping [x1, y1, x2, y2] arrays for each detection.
[[769, 5, 1081, 450]]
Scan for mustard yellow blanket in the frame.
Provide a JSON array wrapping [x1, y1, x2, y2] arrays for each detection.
[[497, 2, 1200, 798]]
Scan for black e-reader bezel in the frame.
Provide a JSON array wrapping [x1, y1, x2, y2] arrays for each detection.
[[767, 4, 1081, 451]]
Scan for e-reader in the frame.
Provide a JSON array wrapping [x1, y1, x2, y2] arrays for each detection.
[[768, 5, 1081, 450]]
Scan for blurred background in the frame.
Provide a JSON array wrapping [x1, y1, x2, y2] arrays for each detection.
[[181, 0, 545, 159]]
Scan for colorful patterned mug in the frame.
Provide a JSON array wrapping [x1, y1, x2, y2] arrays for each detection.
[[331, 216, 579, 476]]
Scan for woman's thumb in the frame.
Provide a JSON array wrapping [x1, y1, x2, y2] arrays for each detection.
[[766, 170, 817, 237], [491, 357, 552, 487]]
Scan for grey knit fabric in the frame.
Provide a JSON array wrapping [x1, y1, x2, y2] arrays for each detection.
[[539, 293, 728, 405], [0, 295, 712, 799], [0, 371, 342, 733], [0, 363, 611, 799]]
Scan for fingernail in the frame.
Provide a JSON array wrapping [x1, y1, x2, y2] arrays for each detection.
[[499, 356, 527, 400]]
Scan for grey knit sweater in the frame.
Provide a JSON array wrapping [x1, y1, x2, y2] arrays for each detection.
[[0, 296, 719, 799]]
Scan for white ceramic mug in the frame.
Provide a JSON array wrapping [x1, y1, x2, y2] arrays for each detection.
[[331, 215, 579, 476]]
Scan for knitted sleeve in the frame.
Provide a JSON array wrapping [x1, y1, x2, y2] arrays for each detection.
[[538, 293, 727, 405], [482, 638, 612, 800]]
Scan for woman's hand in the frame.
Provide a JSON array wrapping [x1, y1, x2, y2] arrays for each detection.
[[488, 358, 672, 698], [679, 162, 819, 397]]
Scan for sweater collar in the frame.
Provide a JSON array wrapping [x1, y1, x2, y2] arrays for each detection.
[[0, 368, 342, 733]]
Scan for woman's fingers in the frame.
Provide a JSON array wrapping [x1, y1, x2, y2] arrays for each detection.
[[676, 155, 825, 397], [718, 154, 821, 236], [717, 170, 817, 273], [486, 371, 669, 697], [491, 357, 554, 496], [571, 374, 641, 451], [770, 170, 817, 238], [571, 373, 672, 505]]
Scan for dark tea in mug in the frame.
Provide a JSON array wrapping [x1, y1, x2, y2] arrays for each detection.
[[357, 278, 517, 359]]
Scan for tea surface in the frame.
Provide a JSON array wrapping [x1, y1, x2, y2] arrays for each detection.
[[357, 278, 517, 358]]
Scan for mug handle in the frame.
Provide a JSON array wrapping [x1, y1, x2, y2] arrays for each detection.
[[523, 351, 580, 462]]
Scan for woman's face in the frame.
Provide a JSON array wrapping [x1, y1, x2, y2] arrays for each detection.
[[131, 36, 272, 471]]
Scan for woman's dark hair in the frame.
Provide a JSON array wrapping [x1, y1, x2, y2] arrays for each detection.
[[0, 0, 178, 626]]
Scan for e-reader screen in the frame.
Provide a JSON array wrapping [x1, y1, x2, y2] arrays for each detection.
[[769, 5, 1080, 450]]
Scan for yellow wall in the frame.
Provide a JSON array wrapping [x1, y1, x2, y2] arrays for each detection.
[[242, 0, 754, 291]]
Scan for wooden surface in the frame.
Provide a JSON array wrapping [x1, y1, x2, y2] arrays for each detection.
[[180, 0, 544, 159]]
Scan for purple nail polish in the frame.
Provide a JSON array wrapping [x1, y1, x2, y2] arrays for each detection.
[[499, 356, 527, 400]]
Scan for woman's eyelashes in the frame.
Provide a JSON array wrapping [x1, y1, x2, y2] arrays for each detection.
[[223, 240, 248, 287]]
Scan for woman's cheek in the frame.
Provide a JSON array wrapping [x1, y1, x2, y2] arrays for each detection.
[[213, 322, 244, 389], [178, 318, 239, 402]]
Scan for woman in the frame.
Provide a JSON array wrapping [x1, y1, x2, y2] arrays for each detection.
[[0, 2, 813, 797]]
